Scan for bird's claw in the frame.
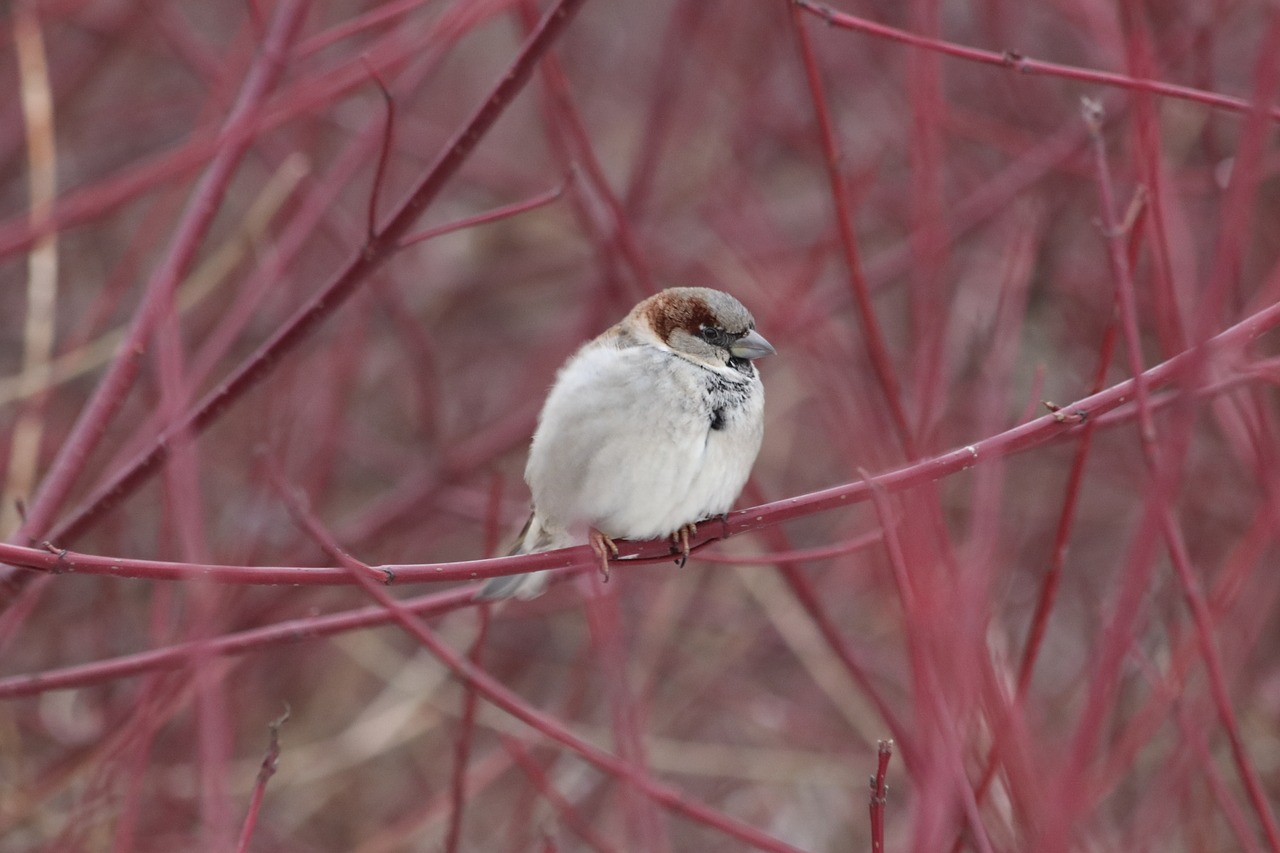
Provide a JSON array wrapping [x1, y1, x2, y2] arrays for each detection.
[[589, 528, 619, 582], [670, 523, 696, 567]]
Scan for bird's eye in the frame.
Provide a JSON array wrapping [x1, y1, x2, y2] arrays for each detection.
[[700, 326, 723, 345]]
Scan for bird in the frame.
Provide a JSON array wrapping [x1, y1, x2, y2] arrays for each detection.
[[478, 287, 774, 600]]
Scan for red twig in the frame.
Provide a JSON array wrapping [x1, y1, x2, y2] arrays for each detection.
[[3, 290, 1277, 590], [297, 0, 433, 58], [444, 611, 488, 853], [12, 0, 593, 565], [264, 476, 807, 853], [397, 179, 568, 249], [620, 2, 709, 218], [787, 0, 916, 458], [792, 0, 1280, 123], [516, 0, 655, 302], [498, 735, 620, 853], [693, 530, 882, 565], [6, 0, 310, 563], [861, 475, 996, 853], [583, 580, 668, 852], [1195, 17, 1280, 344], [361, 58, 396, 241], [1117, 4, 1186, 359], [1098, 503, 1277, 816], [754, 524, 908, 749], [955, 325, 1117, 851], [234, 706, 289, 853], [1083, 98, 1156, 447], [1162, 513, 1280, 849], [0, 2, 511, 259], [0, 585, 479, 700], [869, 739, 892, 853], [1086, 91, 1280, 852]]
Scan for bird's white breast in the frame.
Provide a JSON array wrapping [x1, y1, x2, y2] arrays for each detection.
[[525, 341, 764, 542]]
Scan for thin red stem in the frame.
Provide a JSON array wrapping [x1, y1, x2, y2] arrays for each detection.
[[787, 1, 916, 458], [1087, 85, 1280, 852], [1, 296, 1278, 588], [793, 0, 1280, 123], [270, 471, 807, 853], [12, 0, 593, 563], [870, 739, 892, 853], [397, 180, 568, 249], [9, 0, 310, 549], [498, 735, 620, 853], [362, 59, 396, 241], [517, 0, 655, 301], [233, 708, 288, 853], [444, 611, 488, 853]]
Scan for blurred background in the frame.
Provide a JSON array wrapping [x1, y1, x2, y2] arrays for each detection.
[[1, 0, 1279, 850]]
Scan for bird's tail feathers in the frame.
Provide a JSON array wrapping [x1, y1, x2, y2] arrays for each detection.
[[476, 513, 559, 600]]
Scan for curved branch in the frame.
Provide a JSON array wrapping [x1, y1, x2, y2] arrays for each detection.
[[3, 289, 1278, 587]]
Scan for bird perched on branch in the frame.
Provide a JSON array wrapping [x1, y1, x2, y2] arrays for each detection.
[[478, 287, 774, 600]]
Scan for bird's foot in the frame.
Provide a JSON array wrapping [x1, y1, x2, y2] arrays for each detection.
[[670, 522, 697, 568], [589, 528, 619, 582]]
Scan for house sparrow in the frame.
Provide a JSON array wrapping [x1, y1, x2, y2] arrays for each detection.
[[478, 287, 774, 600]]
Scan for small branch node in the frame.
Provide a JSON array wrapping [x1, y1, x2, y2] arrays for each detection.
[[259, 705, 289, 781], [1080, 95, 1105, 135], [1044, 401, 1088, 424], [1001, 49, 1028, 71], [39, 541, 66, 558], [1118, 185, 1149, 234]]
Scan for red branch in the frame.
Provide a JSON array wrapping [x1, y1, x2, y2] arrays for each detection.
[[2, 294, 1277, 587], [9, 0, 311, 552], [793, 0, 1280, 122], [271, 472, 806, 853], [0, 0, 594, 607], [788, 0, 917, 458], [870, 739, 892, 853], [234, 706, 289, 853]]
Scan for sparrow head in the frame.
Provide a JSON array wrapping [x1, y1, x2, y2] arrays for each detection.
[[632, 287, 775, 372]]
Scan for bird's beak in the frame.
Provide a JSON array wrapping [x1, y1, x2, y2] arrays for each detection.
[[730, 329, 776, 360]]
